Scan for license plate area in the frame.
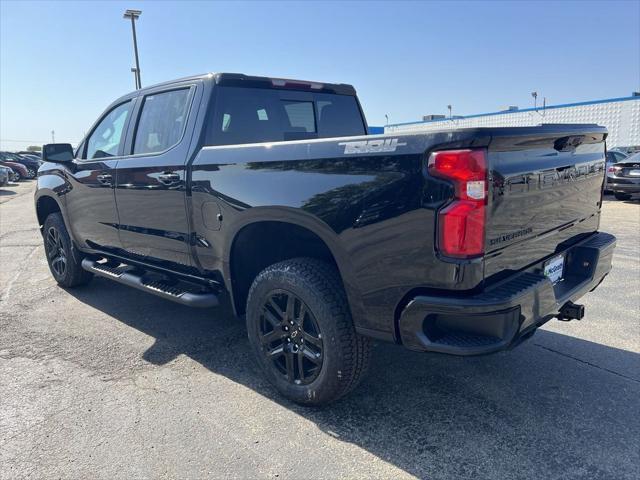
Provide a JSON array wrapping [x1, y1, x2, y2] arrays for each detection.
[[544, 254, 565, 284], [627, 169, 640, 177]]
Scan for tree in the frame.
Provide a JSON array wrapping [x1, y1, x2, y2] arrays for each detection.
[[27, 145, 41, 152]]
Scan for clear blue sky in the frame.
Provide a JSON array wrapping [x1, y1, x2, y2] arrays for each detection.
[[1, 0, 639, 150]]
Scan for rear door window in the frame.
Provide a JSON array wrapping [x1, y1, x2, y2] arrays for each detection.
[[207, 87, 365, 146], [133, 88, 191, 155]]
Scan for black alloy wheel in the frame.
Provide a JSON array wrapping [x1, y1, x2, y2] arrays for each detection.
[[46, 225, 67, 278], [42, 212, 93, 287], [246, 258, 372, 405], [259, 290, 323, 385]]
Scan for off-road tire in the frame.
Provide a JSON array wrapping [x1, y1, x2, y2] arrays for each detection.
[[43, 212, 93, 288], [246, 257, 372, 406]]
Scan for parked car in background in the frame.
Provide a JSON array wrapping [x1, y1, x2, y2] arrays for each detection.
[[605, 150, 628, 192], [0, 152, 39, 178], [3, 166, 20, 182], [17, 150, 41, 159], [0, 165, 11, 186], [611, 146, 640, 155], [19, 153, 43, 163], [0, 160, 28, 180], [607, 151, 640, 200]]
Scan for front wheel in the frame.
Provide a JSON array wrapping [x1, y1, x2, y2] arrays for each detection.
[[614, 192, 632, 200], [43, 212, 93, 288], [246, 258, 371, 406]]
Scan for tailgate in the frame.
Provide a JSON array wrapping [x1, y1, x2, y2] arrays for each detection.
[[484, 125, 607, 279]]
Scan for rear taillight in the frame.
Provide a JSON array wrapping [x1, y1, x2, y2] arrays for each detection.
[[608, 166, 621, 173], [428, 149, 487, 259]]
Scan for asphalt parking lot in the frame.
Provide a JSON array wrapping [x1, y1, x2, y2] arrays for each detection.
[[1, 182, 639, 480]]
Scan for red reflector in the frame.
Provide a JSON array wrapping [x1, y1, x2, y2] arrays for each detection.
[[438, 201, 485, 258], [428, 149, 487, 259]]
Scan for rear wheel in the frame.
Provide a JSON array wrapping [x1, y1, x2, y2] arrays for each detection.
[[43, 212, 93, 288], [614, 192, 632, 200], [246, 258, 371, 406]]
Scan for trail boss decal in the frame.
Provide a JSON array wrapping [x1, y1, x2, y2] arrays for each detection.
[[339, 138, 407, 154]]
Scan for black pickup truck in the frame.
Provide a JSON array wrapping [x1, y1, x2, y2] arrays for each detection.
[[36, 73, 616, 405]]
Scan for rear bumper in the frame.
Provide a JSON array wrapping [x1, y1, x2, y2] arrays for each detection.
[[610, 184, 640, 193], [398, 232, 616, 355], [608, 177, 640, 193]]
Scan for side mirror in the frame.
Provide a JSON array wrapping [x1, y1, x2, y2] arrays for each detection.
[[42, 143, 74, 163]]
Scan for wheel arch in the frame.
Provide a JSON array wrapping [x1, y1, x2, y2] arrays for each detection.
[[224, 209, 365, 323], [35, 193, 63, 231]]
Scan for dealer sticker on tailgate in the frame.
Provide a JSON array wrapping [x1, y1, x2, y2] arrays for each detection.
[[544, 255, 565, 284]]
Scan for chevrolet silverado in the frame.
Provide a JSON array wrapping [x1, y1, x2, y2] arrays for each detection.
[[36, 73, 616, 405]]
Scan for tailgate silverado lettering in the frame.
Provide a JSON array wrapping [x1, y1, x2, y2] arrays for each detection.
[[489, 227, 534, 247]]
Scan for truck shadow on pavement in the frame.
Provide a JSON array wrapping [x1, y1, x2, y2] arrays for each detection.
[[67, 278, 640, 479]]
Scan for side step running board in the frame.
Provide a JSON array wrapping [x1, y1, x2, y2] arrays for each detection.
[[81, 258, 219, 308]]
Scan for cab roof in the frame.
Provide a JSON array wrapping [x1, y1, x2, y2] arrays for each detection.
[[118, 72, 357, 101]]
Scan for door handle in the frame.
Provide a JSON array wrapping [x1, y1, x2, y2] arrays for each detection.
[[158, 172, 181, 185], [97, 174, 112, 185]]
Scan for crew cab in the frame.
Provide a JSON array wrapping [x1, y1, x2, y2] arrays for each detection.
[[36, 73, 616, 405]]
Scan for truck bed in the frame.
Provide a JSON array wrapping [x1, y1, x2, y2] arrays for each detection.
[[189, 124, 608, 337]]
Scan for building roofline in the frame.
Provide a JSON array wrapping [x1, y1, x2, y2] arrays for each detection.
[[387, 95, 640, 128]]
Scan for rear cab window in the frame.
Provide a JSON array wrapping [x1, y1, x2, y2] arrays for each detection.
[[206, 86, 365, 146]]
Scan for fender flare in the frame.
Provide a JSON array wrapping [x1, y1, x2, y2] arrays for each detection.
[[222, 206, 367, 324], [34, 171, 73, 239]]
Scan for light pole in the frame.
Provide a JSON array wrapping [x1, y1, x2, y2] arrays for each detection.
[[531, 91, 538, 110], [447, 104, 452, 119], [123, 9, 142, 89]]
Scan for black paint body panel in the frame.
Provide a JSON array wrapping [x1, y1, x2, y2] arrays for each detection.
[[35, 73, 611, 343]]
